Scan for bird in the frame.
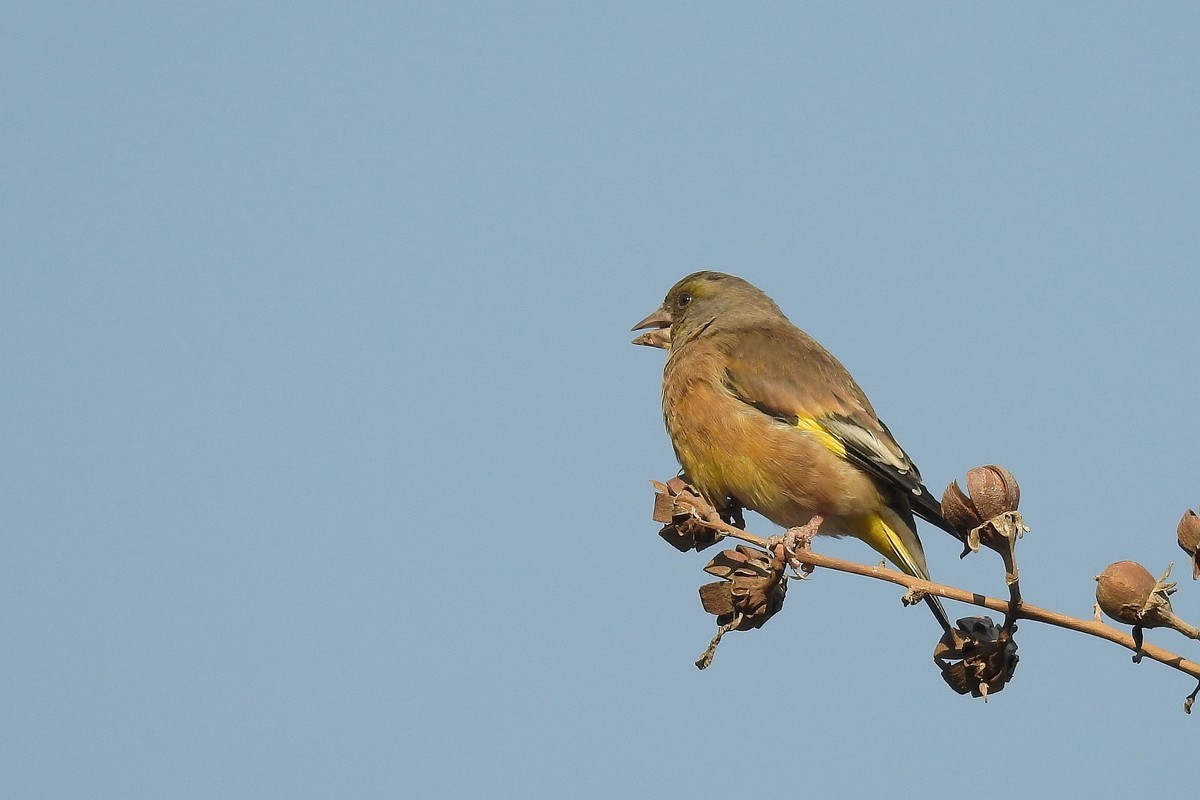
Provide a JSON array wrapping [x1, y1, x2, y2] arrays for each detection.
[[632, 271, 963, 632]]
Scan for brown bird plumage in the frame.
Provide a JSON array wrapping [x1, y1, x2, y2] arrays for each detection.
[[633, 271, 962, 631]]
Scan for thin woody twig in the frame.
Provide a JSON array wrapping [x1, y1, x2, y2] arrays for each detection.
[[683, 498, 1200, 682]]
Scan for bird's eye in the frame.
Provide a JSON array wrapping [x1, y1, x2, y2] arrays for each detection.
[[675, 292, 693, 309]]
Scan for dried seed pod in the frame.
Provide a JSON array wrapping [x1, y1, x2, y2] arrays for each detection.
[[651, 488, 676, 523], [651, 479, 722, 552], [941, 465, 1022, 540], [658, 515, 721, 552], [941, 480, 982, 534], [698, 581, 735, 616], [942, 466, 1028, 570], [933, 616, 1018, 700], [1095, 561, 1174, 628], [965, 465, 1021, 521], [1178, 510, 1200, 580], [693, 546, 786, 671], [702, 545, 787, 631]]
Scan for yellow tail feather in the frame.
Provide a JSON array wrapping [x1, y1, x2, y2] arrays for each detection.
[[854, 510, 950, 631], [856, 511, 929, 580]]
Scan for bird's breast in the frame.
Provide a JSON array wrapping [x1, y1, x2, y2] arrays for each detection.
[[662, 351, 880, 527]]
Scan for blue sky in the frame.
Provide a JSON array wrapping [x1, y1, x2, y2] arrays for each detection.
[[5, 3, 1200, 797]]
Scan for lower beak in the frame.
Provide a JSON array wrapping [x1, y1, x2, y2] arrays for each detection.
[[632, 328, 671, 349]]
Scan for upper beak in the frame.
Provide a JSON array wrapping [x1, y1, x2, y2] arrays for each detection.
[[631, 306, 672, 332], [631, 305, 673, 349]]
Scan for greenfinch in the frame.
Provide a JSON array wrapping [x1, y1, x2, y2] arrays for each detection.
[[633, 271, 962, 631]]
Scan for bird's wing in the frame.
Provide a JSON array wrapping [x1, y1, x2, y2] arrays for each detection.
[[718, 328, 963, 540]]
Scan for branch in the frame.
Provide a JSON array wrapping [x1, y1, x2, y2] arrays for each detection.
[[650, 474, 1200, 704], [707, 513, 1200, 680]]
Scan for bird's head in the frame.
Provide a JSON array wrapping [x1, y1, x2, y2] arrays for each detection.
[[631, 271, 781, 350]]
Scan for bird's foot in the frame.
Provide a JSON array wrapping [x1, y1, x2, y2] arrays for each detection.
[[783, 515, 824, 554], [768, 516, 824, 577]]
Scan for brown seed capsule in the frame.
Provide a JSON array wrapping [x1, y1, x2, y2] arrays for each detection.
[[652, 478, 722, 552], [941, 465, 1021, 539], [941, 480, 982, 534], [1178, 510, 1200, 580], [933, 616, 1019, 699], [702, 545, 787, 631], [698, 581, 735, 616], [965, 465, 1021, 520], [1095, 561, 1170, 627]]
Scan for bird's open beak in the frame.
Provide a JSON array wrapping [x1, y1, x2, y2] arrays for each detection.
[[631, 306, 673, 349]]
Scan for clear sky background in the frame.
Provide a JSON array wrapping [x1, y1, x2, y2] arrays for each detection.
[[5, 3, 1200, 798]]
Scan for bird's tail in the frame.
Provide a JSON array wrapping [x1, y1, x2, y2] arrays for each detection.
[[857, 509, 953, 634]]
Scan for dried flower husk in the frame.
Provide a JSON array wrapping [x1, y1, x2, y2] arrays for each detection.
[[933, 616, 1018, 699], [965, 465, 1020, 521], [941, 480, 983, 535], [698, 581, 735, 616], [1095, 561, 1175, 628], [701, 545, 787, 631], [658, 515, 722, 552], [652, 479, 722, 552], [941, 465, 1022, 544]]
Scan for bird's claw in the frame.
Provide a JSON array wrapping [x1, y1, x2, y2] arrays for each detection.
[[768, 516, 824, 577], [782, 515, 824, 555]]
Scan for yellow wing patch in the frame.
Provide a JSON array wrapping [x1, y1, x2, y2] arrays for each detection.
[[793, 415, 848, 457]]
